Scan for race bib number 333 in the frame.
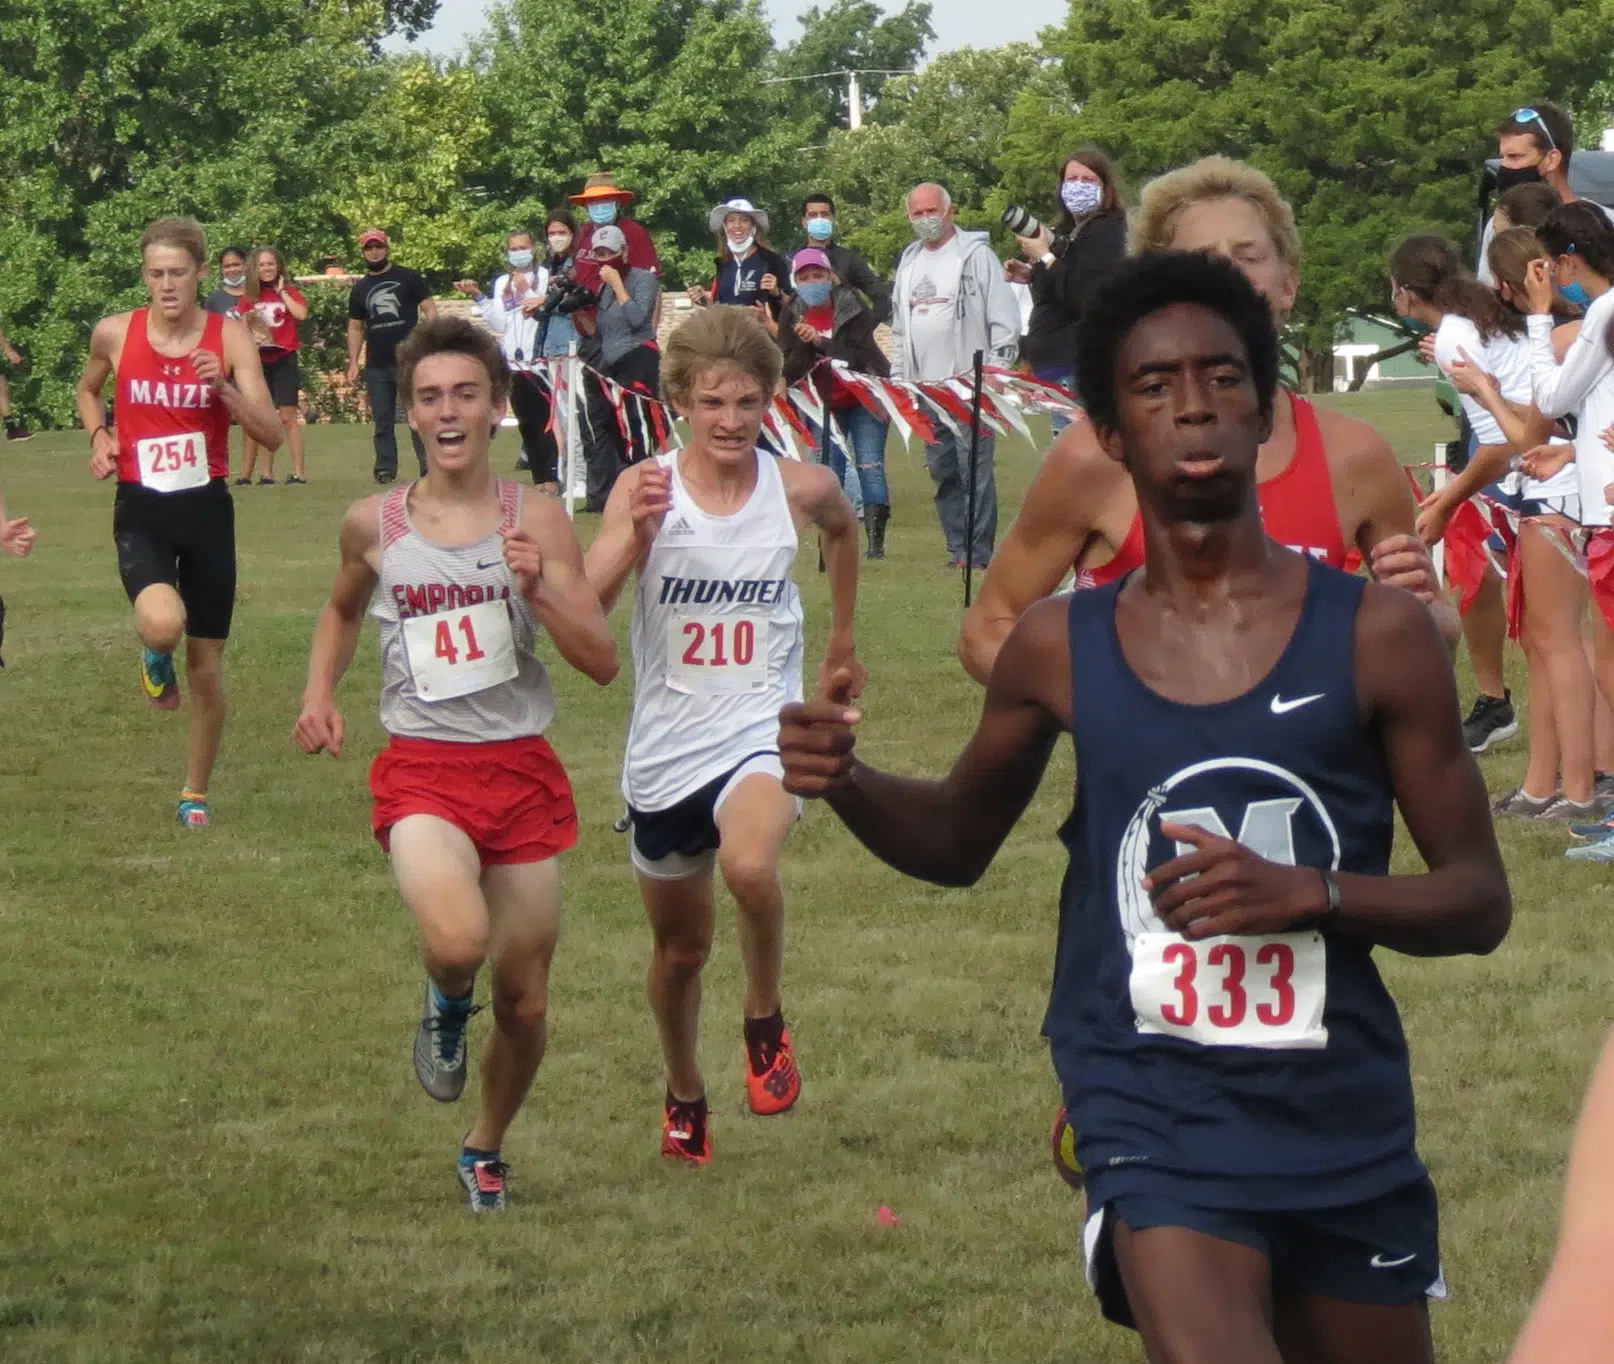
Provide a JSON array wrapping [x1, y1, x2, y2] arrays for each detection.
[[1129, 931, 1328, 1050], [136, 433, 209, 493], [666, 612, 769, 695], [402, 599, 518, 702]]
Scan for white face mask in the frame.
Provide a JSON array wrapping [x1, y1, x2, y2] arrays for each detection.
[[1060, 179, 1103, 216], [728, 233, 756, 256], [223, 272, 246, 288], [547, 234, 572, 255]]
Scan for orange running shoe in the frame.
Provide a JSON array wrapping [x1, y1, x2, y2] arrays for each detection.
[[661, 1092, 711, 1165], [744, 1020, 801, 1115]]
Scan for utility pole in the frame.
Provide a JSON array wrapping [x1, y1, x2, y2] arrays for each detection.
[[762, 68, 916, 129]]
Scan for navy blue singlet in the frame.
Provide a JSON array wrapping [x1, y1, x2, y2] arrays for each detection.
[[1048, 558, 1426, 1212]]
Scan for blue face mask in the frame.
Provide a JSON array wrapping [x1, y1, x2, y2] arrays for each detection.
[[804, 217, 834, 241], [587, 203, 618, 226], [1560, 281, 1592, 307], [507, 249, 534, 269], [1398, 316, 1432, 337], [796, 281, 833, 308]]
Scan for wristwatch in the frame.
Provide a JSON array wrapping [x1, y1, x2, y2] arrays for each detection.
[[1038, 252, 1055, 266]]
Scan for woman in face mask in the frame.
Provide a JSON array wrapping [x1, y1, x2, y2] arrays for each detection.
[[774, 248, 895, 560], [1003, 148, 1127, 431], [689, 198, 791, 320], [203, 247, 249, 320], [1446, 226, 1605, 823]]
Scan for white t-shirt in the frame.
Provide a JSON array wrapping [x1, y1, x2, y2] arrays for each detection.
[[1477, 198, 1614, 284], [903, 233, 967, 381], [1432, 314, 1531, 447], [1529, 292, 1614, 525]]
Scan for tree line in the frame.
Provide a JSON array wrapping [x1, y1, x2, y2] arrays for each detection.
[[4, 0, 1612, 426]]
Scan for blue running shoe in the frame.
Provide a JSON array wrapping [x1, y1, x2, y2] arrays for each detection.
[[1566, 833, 1614, 861], [176, 793, 210, 828], [413, 980, 481, 1102], [1569, 820, 1614, 841], [140, 647, 180, 710], [457, 1146, 508, 1213]]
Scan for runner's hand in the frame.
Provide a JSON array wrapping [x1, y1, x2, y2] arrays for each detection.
[[453, 279, 483, 300], [88, 430, 117, 481], [189, 348, 224, 389], [630, 463, 672, 547], [293, 700, 345, 758], [779, 668, 863, 797], [1521, 443, 1575, 481], [1145, 822, 1326, 940], [0, 517, 35, 557], [1368, 533, 1439, 602], [1415, 489, 1455, 547], [818, 648, 867, 702], [501, 526, 543, 597]]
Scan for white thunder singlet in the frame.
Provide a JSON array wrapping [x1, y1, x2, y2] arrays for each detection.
[[622, 449, 804, 811], [372, 480, 556, 743]]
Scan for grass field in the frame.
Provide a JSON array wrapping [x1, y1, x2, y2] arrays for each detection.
[[0, 390, 1608, 1364]]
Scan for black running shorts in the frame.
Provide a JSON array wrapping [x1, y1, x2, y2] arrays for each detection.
[[113, 478, 237, 640], [262, 352, 300, 409]]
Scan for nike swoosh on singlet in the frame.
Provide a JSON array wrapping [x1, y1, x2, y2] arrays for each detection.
[[1270, 693, 1324, 715], [1369, 1252, 1417, 1269], [476, 559, 499, 570]]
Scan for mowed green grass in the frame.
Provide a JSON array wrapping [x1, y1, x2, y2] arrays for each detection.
[[0, 393, 1607, 1364]]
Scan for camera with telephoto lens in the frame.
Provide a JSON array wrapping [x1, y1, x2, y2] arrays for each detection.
[[1001, 205, 1068, 252], [541, 269, 595, 316]]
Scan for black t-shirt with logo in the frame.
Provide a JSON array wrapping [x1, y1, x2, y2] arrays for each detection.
[[347, 265, 432, 369]]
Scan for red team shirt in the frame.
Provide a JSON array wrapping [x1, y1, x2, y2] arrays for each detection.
[[1081, 394, 1349, 587], [115, 308, 232, 484], [237, 285, 304, 361]]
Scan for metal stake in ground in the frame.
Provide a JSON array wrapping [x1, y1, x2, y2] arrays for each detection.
[[963, 349, 985, 608]]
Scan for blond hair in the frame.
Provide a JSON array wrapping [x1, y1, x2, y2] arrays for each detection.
[[662, 305, 782, 406], [139, 216, 208, 268], [1130, 156, 1302, 271]]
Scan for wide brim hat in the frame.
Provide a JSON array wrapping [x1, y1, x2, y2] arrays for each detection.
[[570, 173, 635, 206], [709, 198, 770, 235]]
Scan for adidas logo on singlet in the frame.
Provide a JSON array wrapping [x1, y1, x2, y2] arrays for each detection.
[[666, 516, 695, 537]]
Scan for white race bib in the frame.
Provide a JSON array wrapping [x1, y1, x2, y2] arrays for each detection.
[[1129, 930, 1328, 1050], [666, 612, 769, 695], [136, 432, 209, 493], [401, 599, 518, 702]]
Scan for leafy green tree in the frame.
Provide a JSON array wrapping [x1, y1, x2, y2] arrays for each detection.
[[473, 0, 808, 286], [1020, 0, 1614, 387], [776, 0, 934, 137]]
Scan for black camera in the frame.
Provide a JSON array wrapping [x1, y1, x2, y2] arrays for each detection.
[[541, 270, 594, 316]]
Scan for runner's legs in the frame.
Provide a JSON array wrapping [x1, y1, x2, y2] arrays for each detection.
[[639, 865, 717, 1102], [713, 772, 797, 1019]]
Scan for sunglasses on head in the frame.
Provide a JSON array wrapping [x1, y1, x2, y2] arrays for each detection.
[[1513, 107, 1557, 152]]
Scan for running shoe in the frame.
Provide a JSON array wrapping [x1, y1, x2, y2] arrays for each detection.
[[661, 1092, 712, 1165], [1566, 832, 1614, 861], [257, 476, 275, 485], [4, 419, 33, 442], [232, 477, 251, 486], [1462, 691, 1518, 753], [286, 474, 308, 485], [140, 647, 180, 710], [457, 1146, 508, 1213], [1491, 787, 1554, 817], [176, 795, 209, 829], [1536, 795, 1602, 823], [1568, 819, 1614, 841], [744, 1019, 801, 1116], [413, 980, 480, 1103]]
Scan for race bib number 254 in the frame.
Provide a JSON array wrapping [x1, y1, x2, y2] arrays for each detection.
[[1129, 930, 1328, 1050], [136, 433, 209, 493]]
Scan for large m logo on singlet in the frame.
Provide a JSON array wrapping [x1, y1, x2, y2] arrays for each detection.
[[1158, 798, 1304, 866]]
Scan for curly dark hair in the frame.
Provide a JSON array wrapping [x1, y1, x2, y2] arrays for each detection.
[[1074, 251, 1279, 431], [397, 316, 512, 408]]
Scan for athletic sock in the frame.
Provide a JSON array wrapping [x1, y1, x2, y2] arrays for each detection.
[[431, 980, 474, 1013], [744, 1011, 786, 1072], [180, 788, 206, 804]]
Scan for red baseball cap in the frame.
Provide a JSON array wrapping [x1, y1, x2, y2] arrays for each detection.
[[358, 229, 389, 248]]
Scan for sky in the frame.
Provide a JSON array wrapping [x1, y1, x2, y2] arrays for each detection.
[[398, 0, 1059, 59]]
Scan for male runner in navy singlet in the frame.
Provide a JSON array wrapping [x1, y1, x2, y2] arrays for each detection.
[[778, 251, 1512, 1363]]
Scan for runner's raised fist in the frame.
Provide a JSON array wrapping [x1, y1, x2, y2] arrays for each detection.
[[293, 700, 345, 758], [501, 526, 543, 597]]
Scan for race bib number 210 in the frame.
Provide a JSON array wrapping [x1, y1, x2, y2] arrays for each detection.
[[1129, 930, 1328, 1050]]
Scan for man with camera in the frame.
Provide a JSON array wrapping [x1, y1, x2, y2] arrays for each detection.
[[890, 182, 1020, 570]]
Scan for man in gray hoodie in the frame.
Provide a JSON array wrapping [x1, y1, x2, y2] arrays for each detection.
[[890, 182, 1021, 569]]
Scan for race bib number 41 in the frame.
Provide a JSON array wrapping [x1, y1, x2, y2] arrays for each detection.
[[402, 599, 518, 703], [1129, 931, 1328, 1050], [136, 433, 209, 493], [666, 612, 769, 695]]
